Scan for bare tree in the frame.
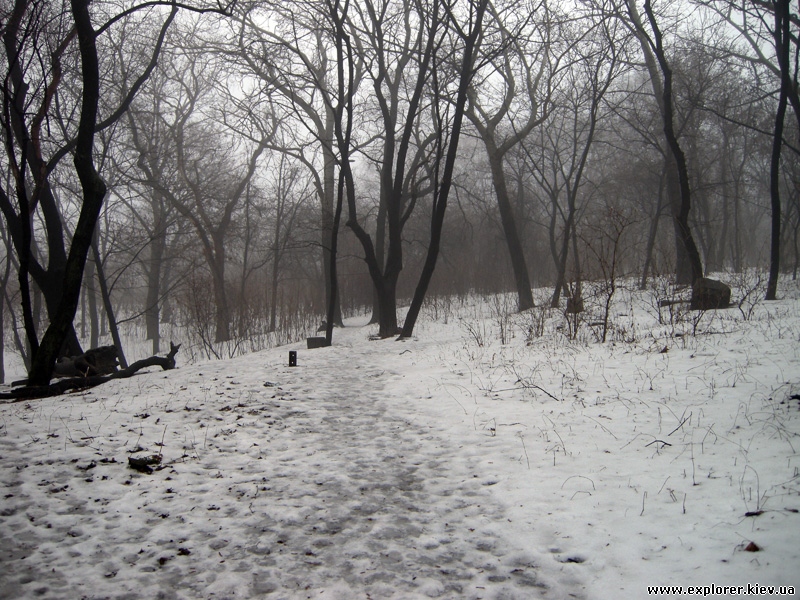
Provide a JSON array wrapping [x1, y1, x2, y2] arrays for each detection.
[[115, 52, 188, 355], [139, 39, 273, 343], [265, 152, 311, 333], [522, 2, 624, 308], [319, 0, 465, 338], [765, 0, 792, 299], [621, 0, 705, 285], [401, 0, 490, 337], [1, 0, 232, 385], [2, 0, 88, 361], [694, 0, 800, 297], [463, 0, 556, 312], [235, 0, 354, 327]]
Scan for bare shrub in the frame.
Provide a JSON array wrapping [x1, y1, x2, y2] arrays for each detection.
[[579, 206, 634, 342], [729, 269, 768, 321]]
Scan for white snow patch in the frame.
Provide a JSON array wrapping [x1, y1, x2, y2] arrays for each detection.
[[1, 282, 799, 599]]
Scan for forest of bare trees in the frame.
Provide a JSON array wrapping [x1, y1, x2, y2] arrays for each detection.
[[1, 0, 798, 383]]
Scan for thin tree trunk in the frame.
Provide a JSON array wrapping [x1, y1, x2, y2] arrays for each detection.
[[640, 168, 666, 289], [767, 0, 790, 300], [571, 223, 582, 300], [325, 156, 346, 345], [85, 253, 99, 348], [92, 235, 127, 368], [144, 232, 165, 354], [551, 204, 573, 308], [269, 220, 281, 333], [368, 198, 388, 325], [321, 131, 343, 326]]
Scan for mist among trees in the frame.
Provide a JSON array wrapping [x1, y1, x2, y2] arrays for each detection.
[[1, 0, 798, 383]]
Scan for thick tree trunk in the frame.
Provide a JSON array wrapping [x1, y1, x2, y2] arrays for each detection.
[[487, 151, 534, 311], [402, 0, 488, 337], [28, 0, 107, 385], [212, 276, 231, 343], [210, 233, 231, 343], [376, 277, 400, 337], [642, 0, 704, 285], [671, 206, 693, 284]]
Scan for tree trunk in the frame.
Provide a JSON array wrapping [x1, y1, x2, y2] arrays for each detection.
[[640, 168, 666, 289], [487, 150, 534, 311], [211, 248, 231, 343], [402, 0, 489, 337], [325, 161, 346, 345], [551, 188, 579, 308], [642, 0, 704, 285], [376, 277, 399, 337], [321, 129, 344, 326], [92, 236, 128, 368], [670, 184, 694, 285], [269, 226, 281, 333], [144, 231, 165, 354], [28, 0, 107, 385], [368, 198, 388, 325], [767, 0, 790, 300], [85, 253, 99, 348], [571, 223, 582, 301]]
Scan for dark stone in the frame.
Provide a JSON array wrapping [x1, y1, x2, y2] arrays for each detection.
[[566, 296, 584, 314], [690, 278, 731, 310], [83, 346, 119, 373], [306, 337, 328, 349], [54, 345, 118, 377]]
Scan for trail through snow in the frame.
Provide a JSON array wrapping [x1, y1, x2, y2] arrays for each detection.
[[0, 330, 575, 599], [3, 285, 800, 599]]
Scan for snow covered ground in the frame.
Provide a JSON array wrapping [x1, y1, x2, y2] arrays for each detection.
[[1, 279, 799, 599]]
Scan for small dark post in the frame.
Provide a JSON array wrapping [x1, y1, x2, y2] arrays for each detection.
[[288, 351, 297, 367]]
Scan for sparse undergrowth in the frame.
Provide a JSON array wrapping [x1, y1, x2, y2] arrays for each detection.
[[439, 276, 799, 584], [0, 274, 798, 599]]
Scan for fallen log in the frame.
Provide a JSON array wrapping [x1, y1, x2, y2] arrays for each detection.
[[53, 345, 120, 378], [1, 343, 181, 401]]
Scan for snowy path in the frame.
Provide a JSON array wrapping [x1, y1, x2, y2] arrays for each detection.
[[4, 291, 800, 599], [0, 336, 574, 599]]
